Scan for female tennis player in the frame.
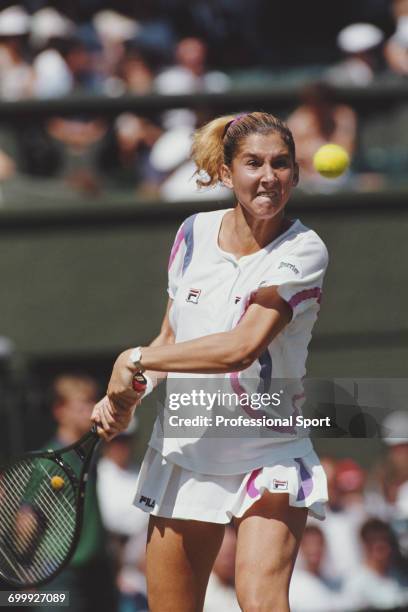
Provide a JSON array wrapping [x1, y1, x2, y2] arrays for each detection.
[[92, 112, 329, 612]]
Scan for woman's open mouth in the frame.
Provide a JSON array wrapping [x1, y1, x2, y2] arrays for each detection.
[[256, 191, 279, 199]]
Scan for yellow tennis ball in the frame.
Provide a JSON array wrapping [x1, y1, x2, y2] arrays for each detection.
[[313, 144, 350, 179], [50, 475, 65, 491]]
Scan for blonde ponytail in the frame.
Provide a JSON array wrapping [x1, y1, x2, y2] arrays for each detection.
[[191, 114, 236, 188]]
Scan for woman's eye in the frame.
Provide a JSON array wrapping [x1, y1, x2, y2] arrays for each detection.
[[274, 159, 289, 168]]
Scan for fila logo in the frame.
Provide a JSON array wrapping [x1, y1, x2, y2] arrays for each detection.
[[139, 495, 155, 508], [235, 296, 241, 304], [273, 479, 288, 491], [186, 288, 201, 303]]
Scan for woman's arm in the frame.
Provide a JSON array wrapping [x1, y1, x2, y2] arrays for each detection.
[[129, 291, 289, 373], [108, 285, 291, 389]]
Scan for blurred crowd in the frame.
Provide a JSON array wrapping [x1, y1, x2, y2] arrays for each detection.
[[0, 2, 407, 200], [23, 372, 408, 612]]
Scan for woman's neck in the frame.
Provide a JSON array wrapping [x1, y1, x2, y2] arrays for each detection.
[[219, 205, 290, 258]]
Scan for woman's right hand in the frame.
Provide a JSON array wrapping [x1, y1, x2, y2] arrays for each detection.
[[91, 392, 144, 441]]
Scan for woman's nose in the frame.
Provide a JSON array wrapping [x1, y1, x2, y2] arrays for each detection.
[[261, 166, 278, 184]]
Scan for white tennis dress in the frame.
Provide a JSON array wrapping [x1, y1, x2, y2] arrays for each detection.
[[133, 209, 329, 521]]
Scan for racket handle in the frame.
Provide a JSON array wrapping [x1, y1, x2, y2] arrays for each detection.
[[132, 372, 147, 393]]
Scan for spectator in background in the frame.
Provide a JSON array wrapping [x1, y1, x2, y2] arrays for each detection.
[[369, 410, 408, 522], [45, 115, 108, 196], [0, 5, 33, 100], [39, 373, 117, 612], [97, 422, 149, 612], [63, 36, 102, 94], [384, 0, 408, 77], [290, 526, 350, 612], [287, 82, 357, 191], [0, 145, 15, 211], [30, 8, 75, 99], [154, 37, 230, 129], [204, 525, 240, 612], [116, 531, 149, 612], [344, 518, 408, 610], [326, 22, 385, 86], [374, 411, 408, 555], [92, 10, 140, 97], [97, 420, 148, 539], [381, 411, 408, 500], [393, 477, 408, 557], [320, 455, 341, 512], [116, 43, 156, 95], [155, 36, 230, 95], [335, 458, 367, 522], [0, 149, 15, 182], [98, 113, 162, 194], [315, 456, 364, 582]]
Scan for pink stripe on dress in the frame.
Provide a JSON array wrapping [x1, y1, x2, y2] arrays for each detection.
[[246, 467, 262, 498], [289, 286, 322, 309]]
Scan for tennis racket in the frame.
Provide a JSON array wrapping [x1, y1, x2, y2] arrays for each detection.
[[0, 373, 146, 588]]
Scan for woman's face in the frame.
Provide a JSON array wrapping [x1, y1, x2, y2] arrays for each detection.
[[221, 131, 298, 220]]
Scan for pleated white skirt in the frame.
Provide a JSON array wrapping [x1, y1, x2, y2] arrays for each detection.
[[133, 446, 328, 523]]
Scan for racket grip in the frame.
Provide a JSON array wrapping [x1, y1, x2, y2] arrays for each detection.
[[132, 372, 147, 393]]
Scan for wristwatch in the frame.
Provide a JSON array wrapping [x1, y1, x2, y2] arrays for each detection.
[[129, 346, 145, 372]]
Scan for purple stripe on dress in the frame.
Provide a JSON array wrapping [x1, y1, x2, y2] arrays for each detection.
[[246, 467, 262, 498], [289, 287, 322, 309], [182, 214, 197, 275], [168, 226, 185, 271], [294, 457, 314, 501]]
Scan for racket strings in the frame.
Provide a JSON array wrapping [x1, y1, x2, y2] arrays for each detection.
[[8, 464, 74, 564], [11, 460, 76, 550], [0, 457, 77, 585], [0, 488, 53, 584], [25, 463, 76, 525], [0, 468, 43, 585], [1, 461, 75, 579], [0, 465, 65, 582]]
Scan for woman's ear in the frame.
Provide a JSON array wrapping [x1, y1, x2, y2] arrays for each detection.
[[220, 163, 233, 189]]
